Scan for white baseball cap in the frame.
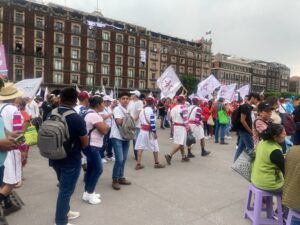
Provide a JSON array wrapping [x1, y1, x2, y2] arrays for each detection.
[[130, 90, 141, 97], [103, 95, 113, 102]]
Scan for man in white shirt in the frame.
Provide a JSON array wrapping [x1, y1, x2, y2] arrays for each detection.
[[110, 92, 132, 190], [127, 90, 144, 160], [99, 95, 115, 163], [25, 97, 40, 119]]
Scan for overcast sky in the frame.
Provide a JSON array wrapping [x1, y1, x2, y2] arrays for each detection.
[[48, 0, 300, 76]]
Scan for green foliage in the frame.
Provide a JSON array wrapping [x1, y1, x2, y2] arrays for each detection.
[[180, 75, 200, 94], [264, 91, 300, 99]]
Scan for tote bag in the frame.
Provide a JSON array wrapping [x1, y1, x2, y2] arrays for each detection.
[[218, 110, 229, 125]]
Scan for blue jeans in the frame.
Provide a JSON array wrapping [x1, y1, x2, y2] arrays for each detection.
[[100, 128, 113, 158], [112, 138, 130, 180], [53, 166, 81, 225], [215, 120, 226, 143], [292, 216, 300, 225], [234, 131, 254, 161], [82, 146, 103, 193]]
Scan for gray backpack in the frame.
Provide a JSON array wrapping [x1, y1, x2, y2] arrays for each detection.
[[117, 108, 135, 140], [38, 108, 76, 160]]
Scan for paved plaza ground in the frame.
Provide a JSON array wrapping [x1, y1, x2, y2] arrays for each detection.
[[6, 128, 252, 225]]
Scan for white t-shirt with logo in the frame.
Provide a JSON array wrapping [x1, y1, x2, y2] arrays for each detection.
[[127, 100, 143, 128], [84, 109, 104, 147], [110, 105, 128, 140]]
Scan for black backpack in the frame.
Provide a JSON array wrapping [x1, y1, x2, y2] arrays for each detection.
[[231, 106, 241, 132]]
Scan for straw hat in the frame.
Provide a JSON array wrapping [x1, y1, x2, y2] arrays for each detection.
[[0, 82, 23, 101]]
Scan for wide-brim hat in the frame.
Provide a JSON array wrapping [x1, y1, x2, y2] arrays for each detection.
[[0, 82, 23, 101]]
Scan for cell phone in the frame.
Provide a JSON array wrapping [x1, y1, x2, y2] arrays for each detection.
[[14, 135, 25, 144]]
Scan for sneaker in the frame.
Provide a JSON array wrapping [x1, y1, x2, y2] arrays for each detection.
[[201, 150, 211, 156], [101, 158, 108, 164], [3, 203, 21, 216], [187, 152, 195, 158], [86, 193, 101, 205], [135, 164, 144, 170], [107, 157, 115, 162], [204, 136, 210, 140], [67, 211, 80, 220], [220, 142, 229, 145], [119, 177, 131, 185], [181, 157, 190, 162], [225, 136, 232, 139], [82, 192, 101, 201], [169, 137, 173, 140], [165, 154, 172, 165], [154, 163, 165, 169]]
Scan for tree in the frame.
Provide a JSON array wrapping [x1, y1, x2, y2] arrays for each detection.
[[180, 75, 200, 94]]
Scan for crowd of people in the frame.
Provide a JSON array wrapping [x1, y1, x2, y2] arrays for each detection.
[[0, 78, 299, 225]]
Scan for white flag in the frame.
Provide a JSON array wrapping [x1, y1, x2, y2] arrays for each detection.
[[197, 74, 221, 99], [236, 84, 250, 100], [95, 89, 101, 95], [15, 78, 43, 98], [75, 85, 81, 93], [36, 87, 41, 96], [217, 83, 237, 101], [109, 90, 114, 99], [157, 66, 182, 99], [44, 87, 48, 101], [188, 93, 196, 100], [101, 85, 106, 95]]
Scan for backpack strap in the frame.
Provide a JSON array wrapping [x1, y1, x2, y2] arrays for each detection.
[[188, 106, 197, 120], [0, 104, 11, 117]]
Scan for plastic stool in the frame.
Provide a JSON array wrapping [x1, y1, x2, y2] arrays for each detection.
[[244, 184, 284, 225], [286, 209, 300, 225]]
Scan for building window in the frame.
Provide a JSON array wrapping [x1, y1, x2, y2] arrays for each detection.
[[71, 24, 81, 34], [15, 40, 23, 52], [115, 44, 123, 54], [128, 57, 135, 67], [35, 58, 43, 67], [35, 69, 43, 78], [87, 64, 95, 73], [102, 65, 109, 75], [35, 30, 43, 39], [128, 68, 135, 78], [71, 49, 80, 59], [102, 53, 110, 64], [115, 78, 122, 87], [102, 77, 109, 86], [102, 42, 110, 52], [54, 60, 62, 70], [115, 56, 123, 65], [151, 53, 157, 60], [55, 33, 64, 44], [54, 46, 63, 57], [35, 41, 43, 56], [171, 56, 177, 63], [53, 73, 63, 84], [128, 37, 135, 45], [140, 39, 146, 48], [54, 21, 64, 31], [15, 67, 23, 81], [87, 28, 96, 37], [180, 58, 185, 64], [127, 79, 134, 88], [35, 17, 44, 28], [87, 39, 96, 49], [86, 76, 94, 86], [115, 67, 122, 76], [102, 31, 110, 41], [139, 81, 145, 89], [161, 54, 167, 62], [116, 34, 123, 43], [71, 36, 80, 47], [15, 11, 24, 24], [71, 74, 79, 84], [139, 70, 146, 79], [15, 26, 23, 36], [71, 62, 79, 72], [128, 47, 135, 56], [87, 51, 95, 61], [15, 56, 23, 64]]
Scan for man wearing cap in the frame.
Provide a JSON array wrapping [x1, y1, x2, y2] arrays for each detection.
[[165, 95, 190, 165], [187, 97, 210, 157], [253, 102, 273, 146], [74, 91, 90, 116], [99, 95, 115, 163], [128, 90, 144, 160]]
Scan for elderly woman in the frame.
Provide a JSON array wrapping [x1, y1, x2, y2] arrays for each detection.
[[251, 123, 286, 193], [283, 134, 300, 225]]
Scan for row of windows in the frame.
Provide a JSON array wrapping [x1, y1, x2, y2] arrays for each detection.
[[52, 72, 146, 89], [221, 63, 251, 73]]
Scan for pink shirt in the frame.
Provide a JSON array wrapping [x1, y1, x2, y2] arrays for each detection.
[[84, 109, 104, 148]]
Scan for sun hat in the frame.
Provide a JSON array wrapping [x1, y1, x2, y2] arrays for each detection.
[[0, 82, 23, 101]]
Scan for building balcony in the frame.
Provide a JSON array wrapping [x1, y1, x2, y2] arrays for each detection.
[[35, 52, 44, 57], [150, 77, 157, 81], [150, 68, 158, 71], [54, 26, 64, 32], [14, 19, 24, 25], [150, 47, 158, 52], [71, 29, 81, 35], [35, 23, 45, 29], [55, 39, 64, 45]]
